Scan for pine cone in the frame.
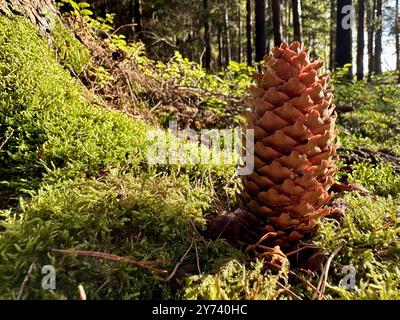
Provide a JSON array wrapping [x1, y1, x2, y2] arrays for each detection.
[[240, 42, 339, 249]]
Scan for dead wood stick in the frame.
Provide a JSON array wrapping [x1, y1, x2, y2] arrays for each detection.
[[16, 263, 36, 300], [313, 243, 345, 300], [276, 282, 302, 300], [50, 248, 167, 274], [165, 240, 194, 282]]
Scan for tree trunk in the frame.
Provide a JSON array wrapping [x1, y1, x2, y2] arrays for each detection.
[[357, 0, 365, 80], [374, 0, 382, 73], [271, 0, 282, 46], [329, 0, 336, 70], [335, 0, 353, 77], [396, 0, 400, 83], [224, 4, 232, 66], [246, 0, 253, 65], [203, 0, 211, 70], [367, 0, 376, 81], [292, 0, 302, 43], [238, 3, 243, 63], [132, 0, 142, 39], [255, 0, 266, 61], [0, 0, 59, 37], [218, 25, 223, 69]]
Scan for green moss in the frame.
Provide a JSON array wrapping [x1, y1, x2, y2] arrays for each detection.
[[345, 162, 400, 196], [181, 259, 289, 300], [0, 171, 242, 299], [51, 19, 90, 75], [314, 194, 400, 299], [0, 15, 148, 192], [0, 15, 243, 299]]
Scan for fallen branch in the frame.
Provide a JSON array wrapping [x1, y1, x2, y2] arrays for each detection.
[[50, 248, 167, 274], [336, 105, 355, 113], [331, 182, 371, 196], [340, 147, 400, 173]]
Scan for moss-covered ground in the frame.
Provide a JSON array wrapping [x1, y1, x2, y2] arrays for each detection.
[[0, 14, 399, 300]]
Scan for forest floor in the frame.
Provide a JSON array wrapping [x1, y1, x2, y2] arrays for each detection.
[[0, 11, 400, 300]]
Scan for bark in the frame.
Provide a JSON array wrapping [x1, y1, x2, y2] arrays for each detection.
[[246, 0, 253, 65], [132, 0, 142, 39], [255, 0, 266, 61], [238, 3, 243, 63], [357, 0, 365, 80], [292, 0, 302, 43], [374, 0, 382, 73], [335, 0, 353, 77], [224, 3, 232, 66], [271, 0, 282, 47], [0, 0, 59, 36], [218, 25, 223, 69], [203, 0, 211, 70], [367, 0, 376, 81], [396, 0, 400, 83]]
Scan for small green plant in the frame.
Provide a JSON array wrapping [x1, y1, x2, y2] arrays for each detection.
[[58, 0, 93, 20]]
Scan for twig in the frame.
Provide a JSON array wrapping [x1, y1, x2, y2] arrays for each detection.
[[285, 244, 320, 257], [117, 65, 137, 105], [276, 282, 302, 300], [194, 240, 201, 275], [165, 240, 194, 282], [16, 263, 36, 300], [78, 285, 87, 300], [50, 248, 167, 274], [111, 23, 137, 37], [313, 243, 345, 300], [0, 128, 14, 150], [264, 261, 320, 298]]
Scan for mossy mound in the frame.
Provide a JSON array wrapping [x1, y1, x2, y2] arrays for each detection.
[[0, 15, 148, 191], [0, 15, 242, 299]]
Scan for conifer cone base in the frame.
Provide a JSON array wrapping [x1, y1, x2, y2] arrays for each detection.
[[239, 41, 339, 251]]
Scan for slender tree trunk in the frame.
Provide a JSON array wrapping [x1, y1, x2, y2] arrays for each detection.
[[292, 0, 302, 42], [255, 0, 266, 61], [246, 0, 253, 65], [203, 0, 211, 70], [335, 0, 353, 77], [218, 25, 223, 69], [238, 3, 243, 63], [272, 0, 282, 47], [367, 0, 376, 81], [357, 0, 365, 80], [330, 0, 336, 70], [224, 4, 232, 66], [396, 0, 400, 83], [132, 0, 142, 39], [374, 0, 382, 73], [286, 0, 291, 43]]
